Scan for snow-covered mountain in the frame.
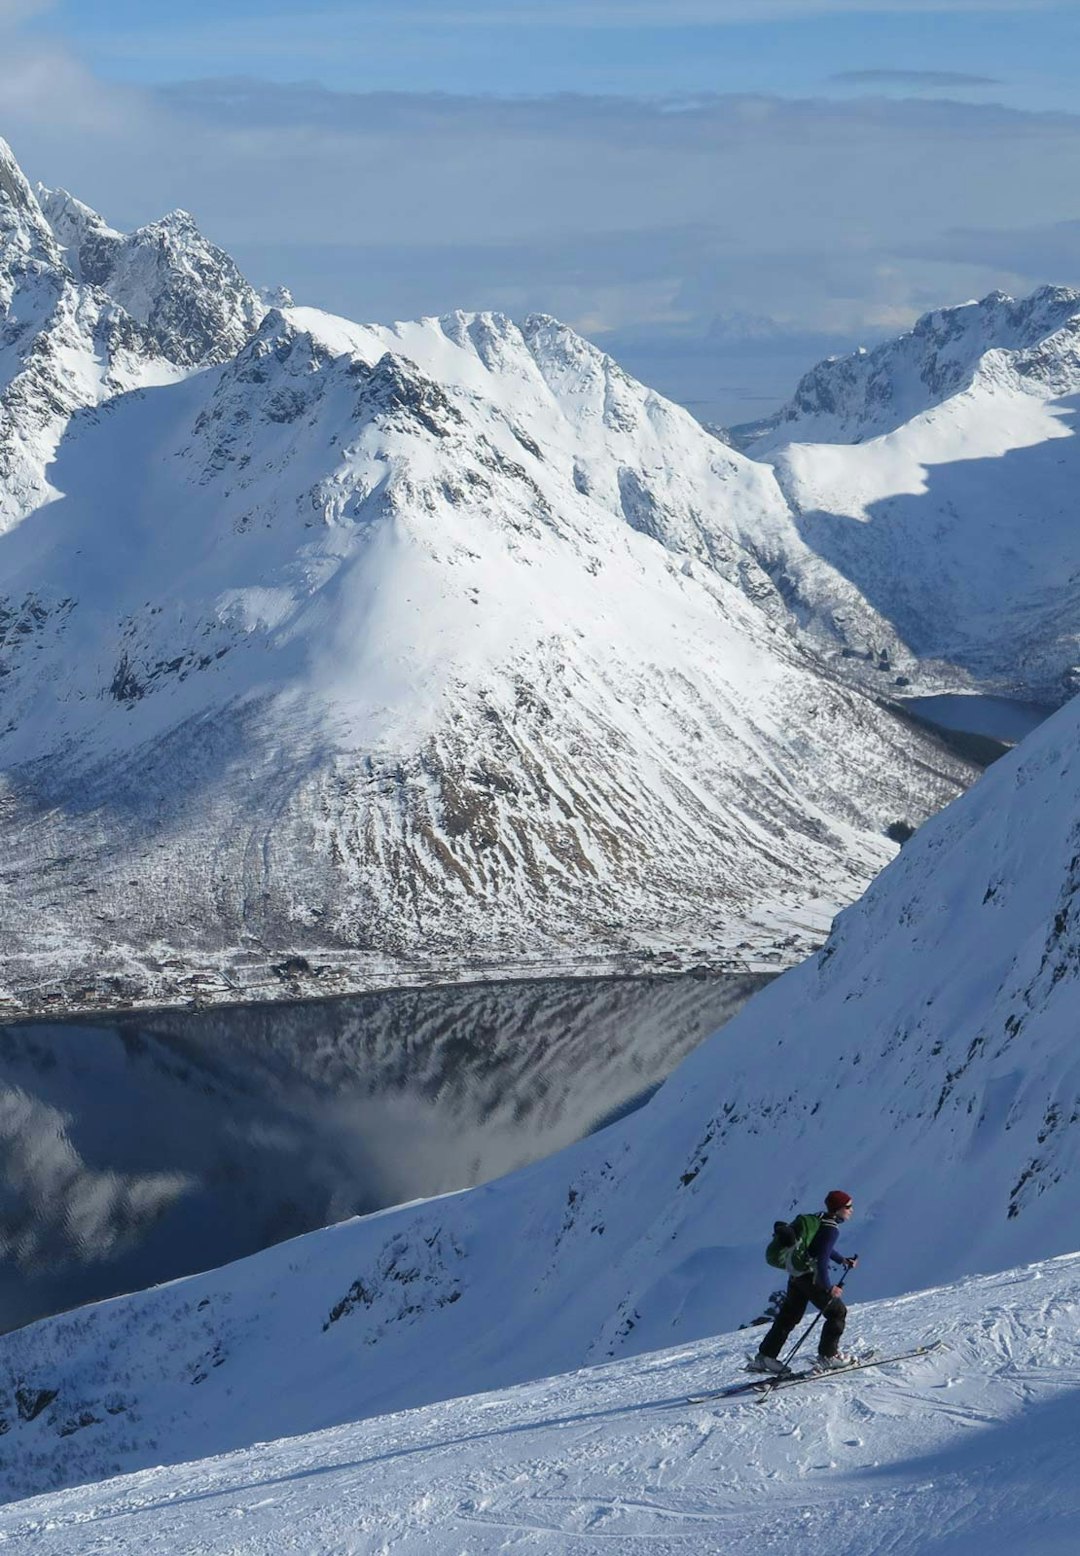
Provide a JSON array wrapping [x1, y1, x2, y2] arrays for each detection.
[[2, 1256, 1077, 1551], [737, 286, 1080, 448], [731, 287, 1080, 696], [36, 184, 263, 367], [0, 139, 976, 1013], [0, 140, 264, 536], [1, 683, 1079, 1501]]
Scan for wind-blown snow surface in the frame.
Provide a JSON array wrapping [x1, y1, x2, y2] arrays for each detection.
[[2, 1258, 1079, 1552], [732, 288, 1080, 696], [1, 687, 1079, 1501], [0, 139, 976, 1010]]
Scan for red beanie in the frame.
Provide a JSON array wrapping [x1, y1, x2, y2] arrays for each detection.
[[825, 1189, 853, 1212]]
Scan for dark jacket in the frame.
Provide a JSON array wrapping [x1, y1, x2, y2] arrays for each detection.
[[807, 1213, 846, 1292]]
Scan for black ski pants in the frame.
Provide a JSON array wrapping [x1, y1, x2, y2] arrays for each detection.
[[758, 1273, 847, 1359]]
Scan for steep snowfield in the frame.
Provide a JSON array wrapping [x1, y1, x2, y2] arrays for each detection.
[[0, 688, 1078, 1500], [0, 140, 976, 1011], [775, 389, 1080, 692], [1, 1257, 1079, 1551], [732, 288, 1080, 695]]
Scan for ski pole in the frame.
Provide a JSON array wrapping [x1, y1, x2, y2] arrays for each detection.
[[781, 1261, 854, 1369]]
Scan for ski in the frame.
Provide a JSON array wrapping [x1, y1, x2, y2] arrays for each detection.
[[686, 1351, 876, 1402], [687, 1370, 796, 1402], [751, 1341, 944, 1400], [687, 1342, 944, 1404]]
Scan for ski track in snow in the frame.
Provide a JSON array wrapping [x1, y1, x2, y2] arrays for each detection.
[[1, 1258, 1079, 1553]]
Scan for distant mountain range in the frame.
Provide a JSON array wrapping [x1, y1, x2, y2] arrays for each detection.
[[0, 137, 988, 1013], [731, 286, 1080, 692]]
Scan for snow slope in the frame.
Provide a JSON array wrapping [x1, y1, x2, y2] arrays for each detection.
[[0, 141, 976, 1012], [731, 288, 1080, 696], [738, 286, 1080, 449], [0, 685, 1078, 1500], [1, 1256, 1079, 1551]]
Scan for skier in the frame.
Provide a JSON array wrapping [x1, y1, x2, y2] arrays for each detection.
[[750, 1189, 859, 1373]]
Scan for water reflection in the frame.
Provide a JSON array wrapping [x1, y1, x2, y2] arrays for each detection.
[[0, 971, 769, 1333], [899, 693, 1056, 745]]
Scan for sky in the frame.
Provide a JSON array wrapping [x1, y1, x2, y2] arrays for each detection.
[[3, 0, 1080, 422]]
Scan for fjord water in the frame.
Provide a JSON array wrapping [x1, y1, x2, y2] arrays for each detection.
[[900, 693, 1056, 744], [0, 971, 768, 1333]]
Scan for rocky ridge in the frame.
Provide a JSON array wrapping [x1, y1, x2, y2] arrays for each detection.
[[727, 287, 1080, 694], [734, 285, 1080, 450], [0, 139, 265, 538]]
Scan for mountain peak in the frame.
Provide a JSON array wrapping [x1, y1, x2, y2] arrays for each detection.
[[156, 207, 198, 228], [35, 185, 121, 281], [0, 136, 36, 217], [32, 173, 265, 367], [0, 142, 269, 541], [91, 208, 264, 364], [0, 139, 63, 277]]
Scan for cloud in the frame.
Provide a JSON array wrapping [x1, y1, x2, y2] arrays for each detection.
[[902, 218, 1080, 284], [3, 37, 1080, 419], [831, 69, 1002, 87], [0, 0, 52, 20], [0, 7, 156, 137], [415, 0, 1063, 18], [9, 77, 1080, 310]]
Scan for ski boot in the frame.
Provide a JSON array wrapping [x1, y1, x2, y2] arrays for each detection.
[[814, 1351, 857, 1371], [747, 1352, 790, 1375]]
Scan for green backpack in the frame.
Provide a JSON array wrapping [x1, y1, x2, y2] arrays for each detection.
[[765, 1212, 821, 1273]]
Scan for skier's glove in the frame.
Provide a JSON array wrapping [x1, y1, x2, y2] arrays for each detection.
[[841, 1255, 859, 1269]]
